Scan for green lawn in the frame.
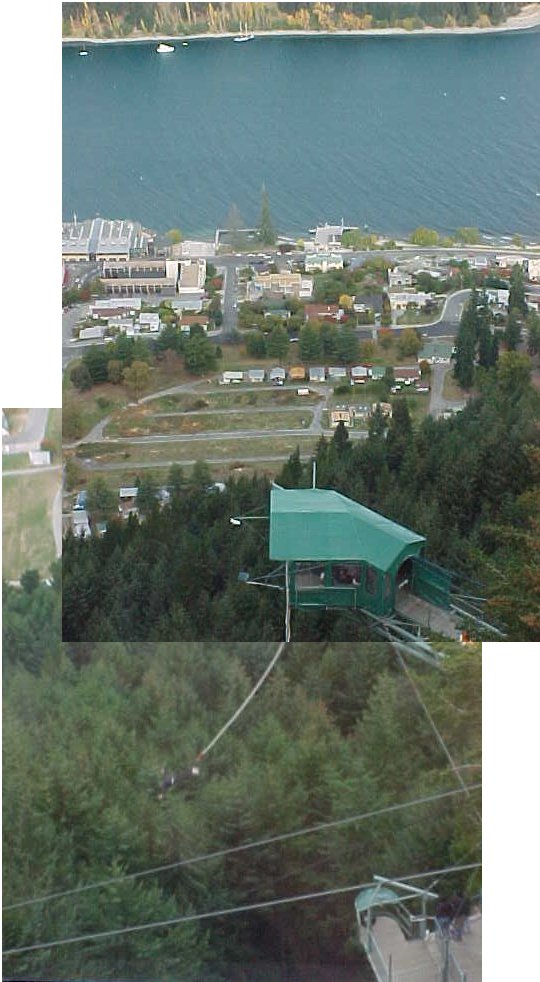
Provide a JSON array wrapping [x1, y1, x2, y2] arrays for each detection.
[[44, 408, 62, 458], [75, 434, 319, 468], [2, 453, 30, 472], [397, 304, 442, 325], [2, 471, 59, 580]]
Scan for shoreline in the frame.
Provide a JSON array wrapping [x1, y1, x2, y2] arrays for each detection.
[[62, 5, 540, 46]]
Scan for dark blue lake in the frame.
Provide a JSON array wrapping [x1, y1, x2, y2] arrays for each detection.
[[62, 31, 540, 238]]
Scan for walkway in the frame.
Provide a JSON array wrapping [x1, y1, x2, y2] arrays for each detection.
[[367, 912, 481, 982], [395, 592, 461, 640]]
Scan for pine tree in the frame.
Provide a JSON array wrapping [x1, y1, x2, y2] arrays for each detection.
[[508, 262, 528, 317], [258, 184, 276, 246]]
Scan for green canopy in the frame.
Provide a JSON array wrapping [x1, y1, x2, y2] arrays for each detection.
[[269, 487, 425, 574], [355, 886, 401, 913]]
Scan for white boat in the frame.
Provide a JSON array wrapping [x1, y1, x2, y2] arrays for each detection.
[[156, 42, 175, 53], [79, 47, 88, 56], [234, 24, 254, 42]]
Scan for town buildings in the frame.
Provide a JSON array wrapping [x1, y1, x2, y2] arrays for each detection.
[[62, 217, 152, 262], [249, 272, 313, 300]]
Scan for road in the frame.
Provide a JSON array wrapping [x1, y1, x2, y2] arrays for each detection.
[[62, 241, 538, 363], [2, 464, 62, 477], [80, 427, 367, 446], [63, 303, 91, 367]]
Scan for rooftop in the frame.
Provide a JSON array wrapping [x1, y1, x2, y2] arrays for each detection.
[[269, 486, 425, 572]]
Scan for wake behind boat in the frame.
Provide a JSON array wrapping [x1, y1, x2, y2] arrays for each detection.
[[156, 42, 175, 53]]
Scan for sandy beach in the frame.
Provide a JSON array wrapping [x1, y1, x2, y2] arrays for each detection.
[[63, 2, 540, 45]]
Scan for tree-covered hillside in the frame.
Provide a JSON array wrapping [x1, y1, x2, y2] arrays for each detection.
[[62, 350, 540, 643], [62, 2, 524, 38], [4, 575, 481, 980]]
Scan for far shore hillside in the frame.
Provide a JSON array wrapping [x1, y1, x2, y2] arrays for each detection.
[[62, 1, 540, 43]]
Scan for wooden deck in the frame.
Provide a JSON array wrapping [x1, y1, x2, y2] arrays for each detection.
[[365, 912, 481, 981]]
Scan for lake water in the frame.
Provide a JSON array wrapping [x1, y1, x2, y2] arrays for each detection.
[[62, 31, 540, 239]]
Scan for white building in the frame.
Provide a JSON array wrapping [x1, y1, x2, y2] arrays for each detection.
[[138, 312, 161, 332], [248, 369, 266, 383], [495, 254, 527, 269], [389, 291, 433, 312], [178, 259, 207, 292], [327, 366, 348, 380], [388, 267, 413, 288], [79, 326, 106, 340], [269, 367, 286, 385], [313, 222, 344, 251], [220, 371, 244, 384], [485, 288, 510, 310], [172, 240, 216, 259], [527, 258, 540, 281], [305, 252, 344, 272], [92, 298, 142, 315]]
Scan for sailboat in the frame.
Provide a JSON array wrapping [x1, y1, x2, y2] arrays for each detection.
[[156, 41, 175, 53], [233, 22, 255, 42]]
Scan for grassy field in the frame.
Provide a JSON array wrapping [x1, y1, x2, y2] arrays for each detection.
[[145, 387, 323, 411], [74, 433, 320, 467], [44, 408, 62, 458], [105, 409, 314, 438], [2, 453, 30, 472], [397, 304, 442, 325], [2, 471, 59, 580]]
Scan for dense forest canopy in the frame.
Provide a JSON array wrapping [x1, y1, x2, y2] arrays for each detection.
[[62, 349, 540, 643], [62, 2, 524, 37], [4, 567, 481, 980]]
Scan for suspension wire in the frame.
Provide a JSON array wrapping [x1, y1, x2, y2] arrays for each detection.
[[197, 640, 287, 760], [3, 784, 480, 912], [392, 645, 482, 824], [2, 863, 481, 958]]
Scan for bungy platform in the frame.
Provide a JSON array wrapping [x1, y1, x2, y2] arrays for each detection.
[[394, 591, 461, 640], [364, 912, 482, 982]]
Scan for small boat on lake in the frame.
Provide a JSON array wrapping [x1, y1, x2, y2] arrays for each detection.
[[156, 42, 175, 53], [79, 47, 88, 56], [234, 24, 255, 42]]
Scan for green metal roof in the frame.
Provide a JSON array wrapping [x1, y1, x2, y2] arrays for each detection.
[[269, 487, 425, 573], [355, 886, 401, 912]]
